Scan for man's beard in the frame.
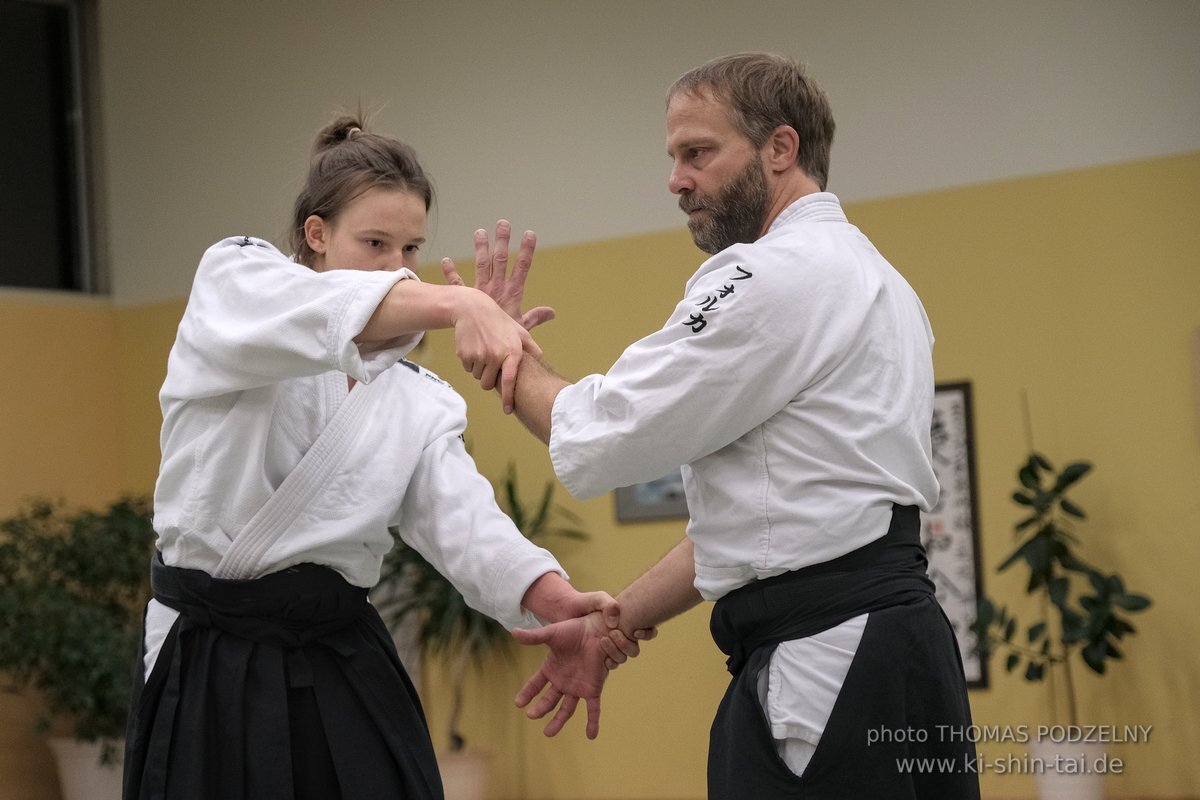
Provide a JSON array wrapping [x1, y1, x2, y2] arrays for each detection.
[[679, 158, 770, 254]]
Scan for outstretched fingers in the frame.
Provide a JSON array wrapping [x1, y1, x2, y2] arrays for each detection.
[[440, 257, 466, 287], [514, 662, 550, 709], [509, 229, 557, 330], [530, 686, 566, 723], [513, 664, 575, 733], [464, 221, 555, 329], [473, 221, 508, 290], [584, 695, 602, 739], [526, 687, 596, 739], [509, 228, 535, 290], [520, 306, 556, 331], [542, 693, 580, 738]]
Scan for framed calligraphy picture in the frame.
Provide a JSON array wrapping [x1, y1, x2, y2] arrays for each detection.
[[614, 469, 690, 523], [924, 381, 988, 688]]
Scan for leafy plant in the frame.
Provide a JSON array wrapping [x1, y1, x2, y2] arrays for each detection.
[[973, 453, 1151, 725], [372, 463, 586, 752], [0, 496, 155, 748]]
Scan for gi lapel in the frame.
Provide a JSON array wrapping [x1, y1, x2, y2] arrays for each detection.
[[212, 376, 375, 579]]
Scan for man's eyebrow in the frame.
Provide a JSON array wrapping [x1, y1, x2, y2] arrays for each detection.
[[667, 136, 716, 156]]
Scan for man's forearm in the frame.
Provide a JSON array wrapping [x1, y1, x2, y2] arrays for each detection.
[[614, 536, 703, 636], [512, 355, 570, 444]]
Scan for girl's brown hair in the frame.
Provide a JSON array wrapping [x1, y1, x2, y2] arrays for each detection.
[[289, 114, 434, 268]]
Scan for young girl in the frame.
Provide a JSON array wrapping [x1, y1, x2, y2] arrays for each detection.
[[122, 116, 620, 800]]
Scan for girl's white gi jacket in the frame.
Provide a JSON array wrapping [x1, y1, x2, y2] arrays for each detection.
[[147, 236, 562, 667]]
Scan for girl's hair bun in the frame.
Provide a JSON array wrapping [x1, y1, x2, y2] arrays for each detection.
[[312, 115, 368, 154]]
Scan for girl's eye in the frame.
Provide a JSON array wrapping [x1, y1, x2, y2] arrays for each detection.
[[366, 239, 383, 248], [403, 244, 421, 254]]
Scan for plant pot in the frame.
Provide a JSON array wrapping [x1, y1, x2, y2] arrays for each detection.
[[48, 737, 123, 800], [1031, 739, 1105, 800], [437, 748, 491, 800]]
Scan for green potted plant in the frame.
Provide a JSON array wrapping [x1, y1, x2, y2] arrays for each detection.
[[371, 463, 586, 798], [973, 452, 1151, 798], [0, 495, 156, 798]]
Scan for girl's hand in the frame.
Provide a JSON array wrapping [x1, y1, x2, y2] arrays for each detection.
[[450, 287, 541, 410]]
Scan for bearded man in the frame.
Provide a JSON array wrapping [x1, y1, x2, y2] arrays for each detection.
[[461, 52, 981, 800]]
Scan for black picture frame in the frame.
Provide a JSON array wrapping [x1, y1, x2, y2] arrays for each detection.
[[924, 381, 988, 688]]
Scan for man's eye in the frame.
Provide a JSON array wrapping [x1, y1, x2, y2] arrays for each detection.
[[366, 239, 383, 248], [404, 244, 421, 254]]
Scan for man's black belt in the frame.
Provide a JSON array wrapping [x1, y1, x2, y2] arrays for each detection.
[[709, 504, 935, 674]]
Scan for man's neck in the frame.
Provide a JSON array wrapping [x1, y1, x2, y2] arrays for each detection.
[[760, 171, 823, 236]]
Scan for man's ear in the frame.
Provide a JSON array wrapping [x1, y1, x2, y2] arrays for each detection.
[[764, 124, 800, 174], [304, 214, 329, 255]]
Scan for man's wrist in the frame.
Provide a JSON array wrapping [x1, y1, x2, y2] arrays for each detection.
[[512, 356, 568, 442], [520, 571, 575, 623]]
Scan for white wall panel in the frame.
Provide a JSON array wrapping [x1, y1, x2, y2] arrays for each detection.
[[96, 0, 1200, 303]]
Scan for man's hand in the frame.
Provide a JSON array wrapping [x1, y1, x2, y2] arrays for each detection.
[[512, 611, 612, 739], [441, 220, 555, 331]]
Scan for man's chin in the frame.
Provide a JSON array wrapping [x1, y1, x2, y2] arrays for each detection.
[[690, 231, 722, 254]]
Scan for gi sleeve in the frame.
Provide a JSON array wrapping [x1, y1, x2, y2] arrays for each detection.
[[392, 373, 566, 631], [165, 236, 421, 400], [549, 240, 882, 498]]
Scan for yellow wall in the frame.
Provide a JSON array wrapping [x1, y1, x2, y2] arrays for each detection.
[[113, 301, 186, 492], [1, 151, 1197, 798], [850, 151, 1200, 798], [0, 293, 126, 511], [0, 293, 129, 799]]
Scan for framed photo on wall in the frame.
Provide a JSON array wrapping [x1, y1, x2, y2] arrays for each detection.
[[614, 469, 689, 523], [924, 381, 988, 688]]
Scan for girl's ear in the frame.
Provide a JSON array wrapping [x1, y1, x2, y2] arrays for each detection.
[[304, 214, 329, 255]]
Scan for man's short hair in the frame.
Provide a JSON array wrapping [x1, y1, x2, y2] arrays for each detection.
[[669, 52, 835, 191]]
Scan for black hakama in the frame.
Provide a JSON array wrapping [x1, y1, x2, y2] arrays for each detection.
[[123, 555, 443, 800], [708, 506, 981, 799]]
